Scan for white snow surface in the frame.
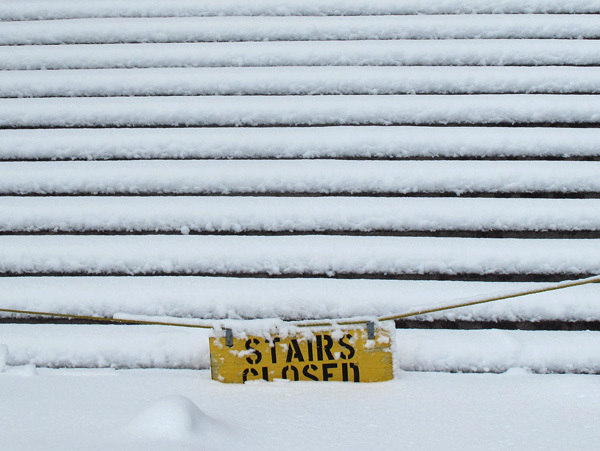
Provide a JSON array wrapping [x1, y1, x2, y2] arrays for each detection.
[[6, 66, 600, 97], [1, 277, 600, 322], [1, 325, 599, 373], [3, 40, 600, 69], [1, 126, 599, 160], [3, 15, 600, 45], [2, 95, 598, 128], [1, 197, 600, 233], [3, 0, 600, 19], [0, 160, 598, 194], [0, 235, 599, 276], [1, 370, 599, 451]]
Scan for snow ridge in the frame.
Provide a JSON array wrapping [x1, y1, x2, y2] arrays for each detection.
[[3, 0, 600, 20], [4, 40, 600, 70], [5, 67, 600, 98], [2, 95, 600, 128], [3, 15, 600, 45], [1, 197, 599, 233], [0, 236, 599, 277], [1, 126, 598, 160], [0, 160, 597, 195]]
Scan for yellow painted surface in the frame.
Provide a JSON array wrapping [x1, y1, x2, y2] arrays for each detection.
[[210, 325, 393, 383]]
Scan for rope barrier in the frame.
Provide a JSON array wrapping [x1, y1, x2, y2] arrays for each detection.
[[377, 274, 600, 323], [0, 307, 214, 329], [1, 274, 599, 330]]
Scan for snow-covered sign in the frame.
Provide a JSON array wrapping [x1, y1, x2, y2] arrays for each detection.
[[210, 324, 394, 383]]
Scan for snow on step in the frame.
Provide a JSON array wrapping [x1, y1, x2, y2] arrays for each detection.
[[4, 15, 600, 45], [2, 0, 600, 20], [3, 40, 600, 70], [1, 324, 599, 373], [2, 127, 599, 160], [2, 197, 600, 233], [396, 329, 600, 373], [1, 160, 598, 195], [2, 276, 600, 322], [1, 235, 600, 276], [7, 66, 600, 98], [3, 95, 600, 128], [0, 324, 207, 369]]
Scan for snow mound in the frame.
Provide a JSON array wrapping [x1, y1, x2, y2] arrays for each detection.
[[124, 395, 215, 441], [0, 344, 8, 371]]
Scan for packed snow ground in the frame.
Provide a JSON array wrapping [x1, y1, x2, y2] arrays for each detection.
[[0, 369, 599, 451], [1, 126, 599, 160], [4, 40, 600, 70]]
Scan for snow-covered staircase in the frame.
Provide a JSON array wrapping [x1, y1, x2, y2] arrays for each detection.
[[1, 0, 600, 372]]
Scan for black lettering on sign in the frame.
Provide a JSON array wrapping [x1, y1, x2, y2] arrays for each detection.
[[339, 334, 355, 360], [245, 338, 262, 365], [316, 335, 323, 361], [262, 367, 269, 381], [242, 368, 259, 383], [322, 335, 335, 360], [302, 364, 319, 381], [341, 363, 360, 382], [322, 363, 337, 381], [350, 363, 360, 382], [316, 335, 335, 361], [285, 339, 305, 363], [282, 365, 300, 381], [342, 362, 349, 381], [269, 337, 281, 364], [306, 340, 314, 361]]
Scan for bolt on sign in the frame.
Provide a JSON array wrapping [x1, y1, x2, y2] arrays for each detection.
[[210, 323, 394, 383]]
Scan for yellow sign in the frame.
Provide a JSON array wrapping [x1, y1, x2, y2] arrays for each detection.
[[210, 324, 394, 383]]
